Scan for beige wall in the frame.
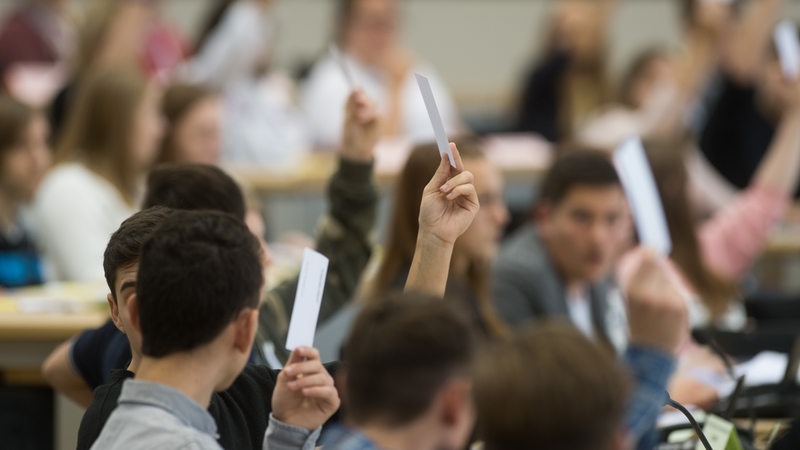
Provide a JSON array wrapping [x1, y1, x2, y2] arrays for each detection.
[[2, 0, 800, 111]]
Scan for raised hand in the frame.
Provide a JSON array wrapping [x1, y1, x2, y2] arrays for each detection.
[[418, 143, 480, 246], [340, 89, 380, 163], [405, 143, 480, 296], [272, 346, 340, 431], [623, 247, 689, 355]]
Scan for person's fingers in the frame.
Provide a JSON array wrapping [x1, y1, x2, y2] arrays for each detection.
[[445, 184, 479, 205], [439, 170, 474, 194], [300, 386, 341, 406], [283, 360, 327, 379], [426, 153, 454, 193], [287, 372, 333, 391]]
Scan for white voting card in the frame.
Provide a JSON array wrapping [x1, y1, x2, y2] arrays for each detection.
[[329, 43, 356, 88], [285, 248, 329, 351], [613, 137, 672, 256], [775, 20, 800, 80], [415, 73, 456, 168]]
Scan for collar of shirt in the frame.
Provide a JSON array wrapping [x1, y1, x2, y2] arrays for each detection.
[[322, 424, 381, 450], [118, 379, 218, 439]]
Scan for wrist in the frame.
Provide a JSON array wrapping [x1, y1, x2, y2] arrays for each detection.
[[416, 229, 456, 249]]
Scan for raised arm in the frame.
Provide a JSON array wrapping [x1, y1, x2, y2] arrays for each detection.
[[258, 90, 379, 362], [405, 144, 479, 297]]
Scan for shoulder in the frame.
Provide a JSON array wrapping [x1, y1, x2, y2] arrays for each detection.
[[36, 164, 116, 203], [495, 225, 547, 273]]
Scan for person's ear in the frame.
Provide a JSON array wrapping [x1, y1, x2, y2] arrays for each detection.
[[127, 294, 141, 334], [437, 379, 475, 449], [107, 293, 125, 333], [233, 308, 259, 354]]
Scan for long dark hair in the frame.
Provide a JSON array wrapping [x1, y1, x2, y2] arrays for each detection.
[[367, 139, 507, 338], [645, 139, 737, 317]]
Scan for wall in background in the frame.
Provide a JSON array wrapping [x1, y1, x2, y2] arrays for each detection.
[[0, 0, 799, 114]]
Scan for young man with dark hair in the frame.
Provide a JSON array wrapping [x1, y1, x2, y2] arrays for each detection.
[[493, 149, 629, 342], [325, 292, 478, 450], [492, 151, 685, 449], [42, 89, 382, 406], [91, 210, 338, 450]]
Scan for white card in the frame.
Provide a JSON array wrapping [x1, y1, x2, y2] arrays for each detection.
[[775, 20, 800, 80], [613, 137, 672, 256], [285, 248, 329, 351], [329, 43, 356, 88], [415, 73, 456, 168]]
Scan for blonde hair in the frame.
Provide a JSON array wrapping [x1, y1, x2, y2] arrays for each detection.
[[56, 67, 149, 206]]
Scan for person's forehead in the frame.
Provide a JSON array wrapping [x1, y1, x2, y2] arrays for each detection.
[[559, 184, 625, 209], [115, 262, 139, 289]]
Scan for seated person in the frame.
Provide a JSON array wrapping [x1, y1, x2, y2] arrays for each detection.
[[91, 209, 336, 449], [79, 143, 480, 449], [301, 0, 461, 148], [492, 149, 630, 349], [0, 95, 50, 287], [42, 89, 380, 406], [473, 322, 631, 450]]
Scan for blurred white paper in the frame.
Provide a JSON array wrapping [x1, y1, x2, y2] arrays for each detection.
[[775, 20, 800, 80], [415, 73, 456, 168], [734, 351, 788, 386], [613, 137, 672, 255], [329, 43, 356, 88], [285, 248, 329, 351]]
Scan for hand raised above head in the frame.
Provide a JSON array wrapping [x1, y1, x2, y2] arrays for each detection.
[[418, 143, 480, 246], [340, 89, 380, 163]]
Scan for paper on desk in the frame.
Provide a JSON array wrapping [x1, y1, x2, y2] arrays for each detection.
[[613, 137, 672, 255], [330, 44, 356, 88], [285, 248, 329, 351], [775, 20, 800, 80], [415, 73, 456, 168], [734, 351, 788, 386]]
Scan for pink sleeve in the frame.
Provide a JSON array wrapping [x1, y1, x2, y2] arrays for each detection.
[[698, 184, 788, 280]]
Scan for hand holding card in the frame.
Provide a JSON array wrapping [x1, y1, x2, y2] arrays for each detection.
[[285, 248, 329, 351], [613, 137, 672, 256]]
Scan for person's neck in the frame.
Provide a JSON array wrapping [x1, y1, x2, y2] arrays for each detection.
[[127, 346, 142, 374], [134, 351, 223, 409], [357, 421, 440, 450]]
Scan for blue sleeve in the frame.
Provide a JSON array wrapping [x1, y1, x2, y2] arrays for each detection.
[[623, 345, 676, 450], [71, 319, 131, 389]]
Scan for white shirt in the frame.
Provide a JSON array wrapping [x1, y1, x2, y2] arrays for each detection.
[[300, 53, 460, 149], [30, 163, 136, 282], [567, 289, 595, 339]]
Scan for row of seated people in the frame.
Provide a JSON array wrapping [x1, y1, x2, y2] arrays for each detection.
[[31, 78, 800, 450]]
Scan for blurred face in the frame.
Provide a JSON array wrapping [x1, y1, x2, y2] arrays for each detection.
[[456, 158, 510, 264], [539, 185, 628, 284], [108, 263, 141, 355], [0, 114, 51, 203], [171, 96, 222, 165], [344, 0, 399, 65], [130, 83, 165, 171]]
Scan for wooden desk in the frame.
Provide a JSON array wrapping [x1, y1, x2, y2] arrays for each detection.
[[228, 134, 552, 195]]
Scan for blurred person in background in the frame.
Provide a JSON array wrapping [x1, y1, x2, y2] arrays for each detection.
[[157, 82, 221, 166], [181, 0, 311, 167], [32, 67, 163, 282], [514, 0, 616, 142], [0, 96, 51, 287], [301, 0, 461, 149], [0, 0, 73, 105], [50, 0, 185, 141]]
